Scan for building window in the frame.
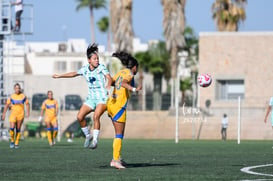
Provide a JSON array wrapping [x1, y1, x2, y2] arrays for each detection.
[[55, 61, 67, 72], [216, 79, 245, 100], [71, 61, 82, 70]]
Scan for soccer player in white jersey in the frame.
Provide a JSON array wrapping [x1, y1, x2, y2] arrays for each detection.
[[264, 97, 273, 129], [52, 43, 112, 149]]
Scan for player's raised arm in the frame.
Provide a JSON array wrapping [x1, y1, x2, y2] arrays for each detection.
[[52, 71, 78, 79], [105, 74, 113, 90]]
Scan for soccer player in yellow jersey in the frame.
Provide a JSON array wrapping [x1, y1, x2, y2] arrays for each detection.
[[1, 83, 30, 149], [107, 52, 142, 169], [39, 90, 59, 146]]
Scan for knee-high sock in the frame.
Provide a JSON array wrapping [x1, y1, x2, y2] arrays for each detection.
[[10, 128, 15, 143], [47, 128, 52, 144], [15, 129, 21, 145], [113, 134, 123, 160], [53, 127, 58, 139], [81, 126, 90, 138], [93, 129, 100, 143]]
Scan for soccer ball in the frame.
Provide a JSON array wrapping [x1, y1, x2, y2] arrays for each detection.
[[198, 73, 212, 87]]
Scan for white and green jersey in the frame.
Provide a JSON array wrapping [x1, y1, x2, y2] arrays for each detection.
[[77, 64, 109, 100]]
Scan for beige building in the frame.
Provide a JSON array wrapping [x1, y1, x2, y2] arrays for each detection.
[[197, 32, 273, 139]]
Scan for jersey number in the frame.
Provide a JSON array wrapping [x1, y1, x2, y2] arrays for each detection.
[[115, 76, 123, 90]]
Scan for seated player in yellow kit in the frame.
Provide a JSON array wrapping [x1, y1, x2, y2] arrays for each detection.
[[107, 52, 142, 169], [1, 83, 30, 149], [39, 90, 59, 146]]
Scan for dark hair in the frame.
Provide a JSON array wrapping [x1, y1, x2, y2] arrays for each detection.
[[112, 51, 138, 69], [86, 43, 98, 58], [14, 83, 21, 89], [14, 83, 22, 93]]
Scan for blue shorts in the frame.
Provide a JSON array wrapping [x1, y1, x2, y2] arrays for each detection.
[[84, 97, 108, 110]]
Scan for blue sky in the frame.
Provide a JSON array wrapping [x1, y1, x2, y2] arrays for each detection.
[[21, 0, 273, 47]]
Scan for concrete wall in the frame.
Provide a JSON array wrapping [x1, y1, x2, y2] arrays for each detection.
[[21, 109, 273, 140], [199, 32, 273, 109]]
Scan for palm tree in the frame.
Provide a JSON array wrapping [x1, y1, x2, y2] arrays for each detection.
[[135, 41, 170, 90], [180, 77, 192, 106], [110, 0, 134, 53], [97, 16, 111, 51], [161, 0, 186, 107], [75, 0, 107, 43], [183, 26, 199, 107], [161, 0, 186, 78], [212, 0, 247, 31], [135, 41, 170, 110]]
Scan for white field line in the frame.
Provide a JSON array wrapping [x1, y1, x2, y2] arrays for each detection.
[[240, 164, 273, 177]]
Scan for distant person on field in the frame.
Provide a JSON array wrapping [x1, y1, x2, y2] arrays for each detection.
[[264, 97, 273, 129], [39, 90, 59, 146], [107, 52, 142, 169], [11, 0, 23, 32], [221, 113, 228, 141], [1, 83, 30, 149]]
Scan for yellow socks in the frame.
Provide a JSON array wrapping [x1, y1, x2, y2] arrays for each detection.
[[47, 127, 58, 145], [113, 138, 122, 160], [53, 130, 58, 140], [15, 132, 21, 145], [47, 129, 52, 145], [9, 128, 15, 143]]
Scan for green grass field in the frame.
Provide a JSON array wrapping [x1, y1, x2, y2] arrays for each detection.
[[1, 138, 273, 181]]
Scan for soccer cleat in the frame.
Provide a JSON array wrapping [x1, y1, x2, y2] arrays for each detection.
[[89, 140, 97, 149], [52, 139, 56, 145], [110, 159, 126, 169], [119, 158, 127, 166], [10, 142, 15, 149], [84, 135, 93, 148], [14, 145, 20, 149], [49, 142, 53, 146], [110, 158, 127, 166]]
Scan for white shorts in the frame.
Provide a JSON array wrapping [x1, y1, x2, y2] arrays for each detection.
[[84, 97, 107, 110]]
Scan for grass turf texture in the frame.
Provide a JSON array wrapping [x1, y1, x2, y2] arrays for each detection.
[[0, 139, 273, 181]]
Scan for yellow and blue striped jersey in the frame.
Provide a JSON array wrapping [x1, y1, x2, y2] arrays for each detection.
[[109, 68, 134, 108], [6, 93, 29, 114], [41, 99, 58, 118]]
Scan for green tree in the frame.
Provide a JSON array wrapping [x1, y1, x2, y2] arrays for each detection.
[[135, 41, 170, 91], [97, 16, 111, 51], [161, 0, 186, 107], [212, 0, 247, 31], [75, 0, 107, 42], [135, 41, 170, 110], [183, 26, 199, 107], [180, 77, 192, 106], [161, 0, 186, 79]]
